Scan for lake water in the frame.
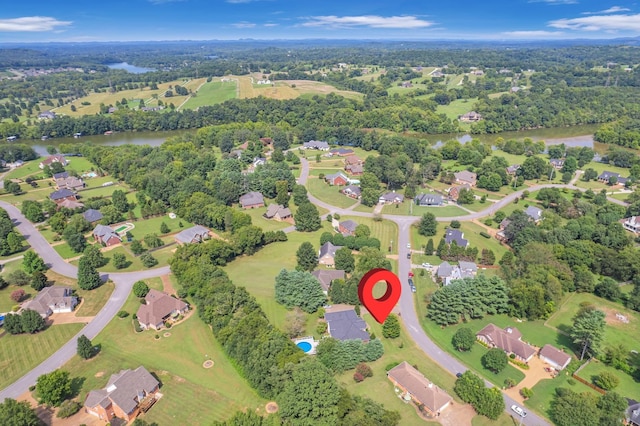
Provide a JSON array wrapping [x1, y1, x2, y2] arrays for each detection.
[[25, 124, 602, 156], [107, 62, 156, 74]]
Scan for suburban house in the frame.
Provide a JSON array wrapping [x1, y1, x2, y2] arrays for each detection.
[[444, 229, 468, 248], [598, 171, 628, 185], [246, 157, 267, 173], [137, 289, 189, 330], [345, 164, 364, 175], [622, 216, 640, 233], [525, 206, 544, 223], [58, 199, 85, 210], [324, 172, 349, 186], [415, 193, 444, 206], [239, 191, 265, 209], [506, 165, 520, 176], [401, 81, 413, 88], [454, 171, 477, 187], [549, 158, 564, 169], [539, 344, 572, 371], [330, 148, 355, 157], [174, 225, 211, 245], [264, 203, 292, 221], [387, 362, 453, 416], [318, 241, 343, 267], [344, 155, 362, 167], [431, 71, 445, 78], [303, 140, 330, 151], [459, 111, 482, 122], [39, 154, 68, 169], [339, 220, 358, 236], [38, 111, 56, 120], [55, 176, 85, 191], [83, 209, 104, 223], [24, 286, 77, 319], [476, 324, 536, 362], [52, 171, 69, 180], [84, 366, 159, 422], [379, 192, 405, 205], [627, 403, 640, 426], [342, 185, 361, 199], [436, 261, 477, 285], [447, 184, 471, 202], [49, 188, 77, 204], [325, 309, 370, 341], [311, 269, 345, 294], [93, 224, 122, 247]]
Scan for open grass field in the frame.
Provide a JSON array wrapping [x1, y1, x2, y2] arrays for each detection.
[[0, 283, 36, 313], [577, 359, 640, 401], [341, 216, 398, 255], [223, 223, 333, 332], [54, 78, 207, 116], [75, 280, 115, 316], [76, 183, 129, 199], [60, 289, 265, 425], [436, 98, 478, 121], [53, 242, 79, 259], [288, 80, 363, 101], [0, 323, 83, 389], [546, 293, 640, 352], [3, 158, 46, 181], [525, 373, 600, 420], [182, 80, 237, 109]]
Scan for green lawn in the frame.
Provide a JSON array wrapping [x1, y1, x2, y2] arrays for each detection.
[[546, 293, 640, 351], [223, 222, 333, 332], [341, 216, 398, 255], [436, 98, 478, 121], [525, 373, 599, 420], [63, 157, 98, 175], [75, 281, 115, 316], [241, 204, 296, 232], [60, 291, 265, 425], [71, 244, 177, 272], [182, 81, 237, 109], [0, 283, 36, 312], [0, 323, 84, 389], [382, 202, 468, 217], [127, 215, 192, 239], [306, 171, 359, 209], [53, 242, 79, 259], [3, 158, 46, 181], [459, 222, 509, 260], [77, 184, 129, 199], [577, 359, 640, 401]]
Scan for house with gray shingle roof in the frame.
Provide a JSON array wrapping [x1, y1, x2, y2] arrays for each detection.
[[93, 224, 121, 247], [378, 192, 404, 204], [415, 193, 443, 206], [318, 241, 343, 267], [339, 220, 358, 236], [83, 209, 103, 223], [239, 191, 265, 209], [325, 309, 370, 341], [311, 269, 345, 294], [598, 170, 627, 185], [264, 204, 292, 221], [84, 366, 159, 422], [49, 188, 76, 203], [24, 286, 77, 318], [303, 140, 330, 151], [444, 229, 468, 248], [174, 225, 210, 245], [525, 206, 543, 223], [342, 185, 361, 199]]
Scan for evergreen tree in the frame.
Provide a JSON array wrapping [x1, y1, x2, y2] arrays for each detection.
[[30, 271, 48, 291], [77, 256, 102, 290], [425, 238, 434, 255], [571, 309, 606, 360], [334, 247, 355, 273], [112, 252, 128, 269], [294, 202, 321, 232], [382, 314, 400, 338], [275, 180, 290, 206], [160, 221, 170, 234], [77, 334, 94, 359], [83, 244, 105, 268], [296, 242, 318, 272], [418, 213, 437, 236], [436, 238, 447, 257]]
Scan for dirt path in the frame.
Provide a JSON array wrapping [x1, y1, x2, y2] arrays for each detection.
[[48, 311, 95, 325], [161, 274, 177, 295]]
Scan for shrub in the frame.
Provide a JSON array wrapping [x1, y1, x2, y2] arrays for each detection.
[[11, 289, 25, 302], [57, 400, 82, 418], [594, 371, 620, 390], [29, 385, 36, 392], [480, 231, 491, 239], [508, 358, 530, 369], [316, 322, 328, 334], [520, 387, 533, 399], [155, 334, 160, 340], [133, 318, 142, 332], [385, 361, 401, 371], [353, 372, 364, 382], [356, 363, 373, 378], [484, 219, 493, 226], [117, 310, 129, 318], [509, 353, 516, 359], [164, 321, 172, 329], [450, 220, 461, 229], [504, 378, 516, 389]]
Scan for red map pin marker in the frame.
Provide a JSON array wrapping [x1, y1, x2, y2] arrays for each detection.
[[358, 268, 402, 324]]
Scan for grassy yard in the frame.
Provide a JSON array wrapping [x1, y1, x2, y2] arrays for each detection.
[[182, 80, 237, 109], [60, 290, 265, 425], [127, 215, 193, 240], [341, 216, 398, 255], [0, 323, 84, 389], [459, 222, 509, 259], [75, 281, 115, 316], [77, 183, 129, 199], [223, 223, 333, 332], [306, 171, 359, 209], [546, 293, 640, 352], [240, 204, 295, 232], [577, 359, 640, 401], [436, 98, 478, 121], [525, 373, 599, 420], [0, 283, 36, 312], [3, 158, 46, 180], [382, 202, 468, 217], [53, 242, 79, 260]]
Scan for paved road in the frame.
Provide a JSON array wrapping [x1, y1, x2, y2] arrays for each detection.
[[0, 201, 171, 401], [299, 158, 550, 425]]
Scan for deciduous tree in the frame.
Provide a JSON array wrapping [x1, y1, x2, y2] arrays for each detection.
[[452, 327, 475, 351], [0, 398, 41, 426], [482, 348, 508, 373], [570, 308, 606, 360], [294, 202, 321, 232], [296, 241, 318, 272], [36, 370, 71, 407], [334, 247, 355, 273]]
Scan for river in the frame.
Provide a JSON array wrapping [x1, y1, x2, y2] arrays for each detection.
[[107, 62, 156, 74], [24, 124, 602, 156]]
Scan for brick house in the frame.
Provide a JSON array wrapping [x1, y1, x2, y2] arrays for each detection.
[[387, 362, 453, 416], [338, 219, 358, 236], [324, 172, 349, 186], [137, 289, 189, 330], [342, 185, 361, 199], [476, 324, 535, 362], [92, 224, 122, 247], [84, 366, 159, 422]]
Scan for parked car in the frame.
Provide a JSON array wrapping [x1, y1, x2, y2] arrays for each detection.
[[406, 252, 411, 259], [422, 262, 432, 268], [408, 272, 414, 278], [410, 285, 416, 293], [407, 243, 411, 248], [408, 278, 414, 287], [456, 372, 463, 378], [511, 405, 527, 418]]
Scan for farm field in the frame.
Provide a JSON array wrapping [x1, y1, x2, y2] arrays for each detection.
[[181, 80, 237, 109], [287, 80, 363, 100], [0, 323, 84, 389], [59, 286, 265, 425]]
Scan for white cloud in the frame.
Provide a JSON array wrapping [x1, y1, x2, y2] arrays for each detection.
[[302, 15, 434, 29], [549, 13, 640, 31], [264, 23, 279, 27], [529, 0, 578, 4], [502, 30, 566, 38], [582, 6, 631, 14], [0, 16, 72, 32], [232, 21, 257, 28]]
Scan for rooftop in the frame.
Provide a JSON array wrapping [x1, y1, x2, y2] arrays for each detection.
[[324, 309, 370, 341]]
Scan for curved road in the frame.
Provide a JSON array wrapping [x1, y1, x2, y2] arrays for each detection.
[[298, 159, 563, 426], [0, 201, 170, 401]]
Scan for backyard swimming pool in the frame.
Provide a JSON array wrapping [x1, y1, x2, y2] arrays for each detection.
[[296, 341, 313, 352]]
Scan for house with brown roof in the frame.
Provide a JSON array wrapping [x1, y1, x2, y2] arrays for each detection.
[[24, 286, 77, 318], [476, 324, 536, 362], [387, 362, 453, 416], [539, 344, 572, 371], [264, 204, 292, 221], [239, 191, 265, 209], [93, 224, 122, 247], [84, 366, 159, 422], [174, 225, 211, 245], [454, 170, 477, 187], [137, 289, 189, 330], [447, 184, 471, 202], [345, 164, 364, 175], [39, 154, 68, 169], [311, 269, 345, 294], [344, 155, 362, 166], [55, 176, 84, 191], [459, 111, 482, 122], [57, 199, 84, 210]]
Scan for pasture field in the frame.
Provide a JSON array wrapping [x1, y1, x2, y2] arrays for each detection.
[[436, 98, 479, 121], [181, 80, 237, 109]]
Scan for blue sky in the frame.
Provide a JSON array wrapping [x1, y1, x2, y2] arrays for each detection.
[[0, 1, 639, 42]]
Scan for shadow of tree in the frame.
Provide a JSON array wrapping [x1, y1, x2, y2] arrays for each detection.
[[70, 376, 86, 399]]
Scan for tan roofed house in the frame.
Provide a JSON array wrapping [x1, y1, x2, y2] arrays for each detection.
[[476, 324, 535, 362], [454, 170, 477, 187], [174, 225, 211, 244], [24, 286, 77, 318], [137, 289, 189, 330], [387, 362, 453, 416], [539, 344, 572, 371], [84, 366, 159, 422], [55, 176, 84, 191], [311, 269, 345, 294], [239, 191, 265, 209], [263, 203, 292, 221]]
